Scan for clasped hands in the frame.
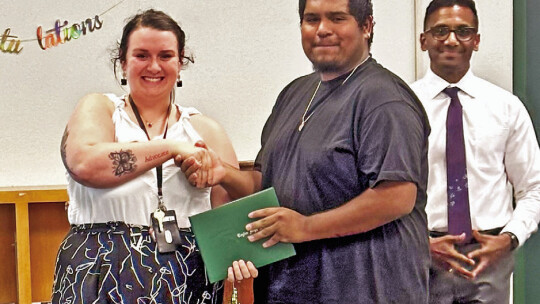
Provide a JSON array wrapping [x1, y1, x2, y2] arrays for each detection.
[[174, 141, 224, 188], [176, 141, 312, 246], [430, 230, 513, 279], [176, 141, 313, 280]]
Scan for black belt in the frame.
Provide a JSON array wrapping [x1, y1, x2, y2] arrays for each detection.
[[429, 227, 503, 238]]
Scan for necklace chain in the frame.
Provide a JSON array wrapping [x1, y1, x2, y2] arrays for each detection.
[[298, 81, 321, 132], [142, 113, 166, 128], [145, 117, 163, 128], [298, 57, 369, 132], [128, 96, 169, 128]]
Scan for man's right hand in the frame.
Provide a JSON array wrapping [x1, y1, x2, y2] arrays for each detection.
[[175, 140, 226, 188], [430, 233, 476, 279]]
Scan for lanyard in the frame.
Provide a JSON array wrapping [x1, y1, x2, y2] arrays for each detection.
[[128, 95, 171, 209]]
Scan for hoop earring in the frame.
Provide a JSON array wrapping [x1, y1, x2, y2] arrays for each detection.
[[121, 71, 127, 86]]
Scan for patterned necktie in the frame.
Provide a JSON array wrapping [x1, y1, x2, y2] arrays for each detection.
[[443, 87, 472, 243]]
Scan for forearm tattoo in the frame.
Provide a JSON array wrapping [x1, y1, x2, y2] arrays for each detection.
[[145, 151, 169, 162], [60, 126, 74, 174], [109, 149, 137, 176]]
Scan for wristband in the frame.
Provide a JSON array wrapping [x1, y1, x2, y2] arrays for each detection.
[[502, 232, 519, 251]]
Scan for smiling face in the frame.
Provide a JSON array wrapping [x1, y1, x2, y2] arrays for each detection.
[[122, 26, 181, 101], [420, 5, 480, 83], [301, 0, 372, 80]]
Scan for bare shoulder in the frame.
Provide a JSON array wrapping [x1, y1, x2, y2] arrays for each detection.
[[189, 114, 230, 144], [190, 114, 225, 134], [74, 93, 116, 114], [189, 113, 238, 167], [66, 93, 117, 143], [68, 93, 116, 129]]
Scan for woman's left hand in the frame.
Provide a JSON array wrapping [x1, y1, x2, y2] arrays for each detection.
[[227, 260, 258, 282]]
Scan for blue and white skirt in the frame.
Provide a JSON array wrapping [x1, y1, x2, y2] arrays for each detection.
[[51, 222, 223, 304]]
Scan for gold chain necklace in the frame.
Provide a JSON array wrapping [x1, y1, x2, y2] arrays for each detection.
[[128, 96, 170, 128], [298, 57, 369, 132]]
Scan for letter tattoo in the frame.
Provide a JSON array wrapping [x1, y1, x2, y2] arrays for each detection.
[[109, 149, 137, 176], [145, 150, 169, 162]]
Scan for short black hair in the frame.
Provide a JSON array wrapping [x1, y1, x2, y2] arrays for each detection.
[[298, 0, 374, 47], [424, 0, 479, 30]]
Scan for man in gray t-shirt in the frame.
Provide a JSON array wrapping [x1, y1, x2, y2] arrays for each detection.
[[181, 0, 431, 302], [251, 55, 430, 303]]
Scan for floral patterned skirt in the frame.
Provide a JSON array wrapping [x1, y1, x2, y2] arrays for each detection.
[[51, 222, 222, 304]]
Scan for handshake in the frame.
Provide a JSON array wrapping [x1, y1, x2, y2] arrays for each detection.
[[174, 140, 225, 188]]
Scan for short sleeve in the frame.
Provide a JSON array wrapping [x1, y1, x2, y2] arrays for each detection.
[[357, 100, 427, 188]]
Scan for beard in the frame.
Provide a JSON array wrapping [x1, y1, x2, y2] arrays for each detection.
[[311, 60, 343, 74]]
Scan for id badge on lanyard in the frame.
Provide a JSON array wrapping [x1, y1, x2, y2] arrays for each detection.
[[129, 95, 182, 253], [150, 194, 182, 253]]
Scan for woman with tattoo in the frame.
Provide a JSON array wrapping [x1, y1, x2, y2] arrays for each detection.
[[51, 9, 256, 303]]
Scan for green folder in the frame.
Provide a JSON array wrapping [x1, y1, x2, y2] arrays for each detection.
[[189, 187, 296, 283]]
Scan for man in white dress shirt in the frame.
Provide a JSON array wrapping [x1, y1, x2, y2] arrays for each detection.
[[410, 0, 540, 303]]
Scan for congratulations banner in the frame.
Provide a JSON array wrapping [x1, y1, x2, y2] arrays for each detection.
[[0, 0, 125, 55]]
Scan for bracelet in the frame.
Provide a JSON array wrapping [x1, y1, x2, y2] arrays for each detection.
[[502, 232, 519, 251]]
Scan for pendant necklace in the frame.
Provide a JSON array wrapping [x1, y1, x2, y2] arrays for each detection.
[[128, 95, 171, 131], [128, 96, 170, 129], [141, 114, 164, 128], [298, 56, 369, 132]]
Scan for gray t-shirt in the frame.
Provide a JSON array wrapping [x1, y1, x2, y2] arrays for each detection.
[[254, 58, 431, 303]]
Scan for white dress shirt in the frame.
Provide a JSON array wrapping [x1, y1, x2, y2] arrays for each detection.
[[410, 69, 540, 247]]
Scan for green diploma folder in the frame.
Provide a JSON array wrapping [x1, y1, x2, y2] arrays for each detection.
[[189, 187, 296, 283]]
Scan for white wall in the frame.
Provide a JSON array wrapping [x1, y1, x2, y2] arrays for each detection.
[[0, 0, 510, 187]]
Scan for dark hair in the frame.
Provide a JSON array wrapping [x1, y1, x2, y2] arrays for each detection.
[[424, 0, 479, 30], [111, 9, 194, 80], [298, 0, 374, 47]]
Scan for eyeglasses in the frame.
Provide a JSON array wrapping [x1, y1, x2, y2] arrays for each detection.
[[425, 26, 477, 42]]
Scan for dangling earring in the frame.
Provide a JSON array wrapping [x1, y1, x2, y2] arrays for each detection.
[[176, 73, 182, 87], [121, 71, 127, 86]]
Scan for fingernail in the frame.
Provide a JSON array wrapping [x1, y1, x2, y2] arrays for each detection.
[[248, 236, 254, 242], [245, 224, 251, 230], [248, 212, 254, 218]]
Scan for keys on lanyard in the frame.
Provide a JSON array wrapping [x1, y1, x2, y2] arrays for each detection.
[[151, 197, 182, 253], [129, 95, 180, 253], [153, 207, 166, 233], [230, 281, 239, 304], [153, 196, 166, 233]]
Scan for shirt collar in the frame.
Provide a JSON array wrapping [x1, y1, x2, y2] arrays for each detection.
[[423, 68, 478, 100]]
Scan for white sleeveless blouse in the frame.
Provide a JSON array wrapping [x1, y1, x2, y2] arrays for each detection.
[[66, 94, 211, 227]]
